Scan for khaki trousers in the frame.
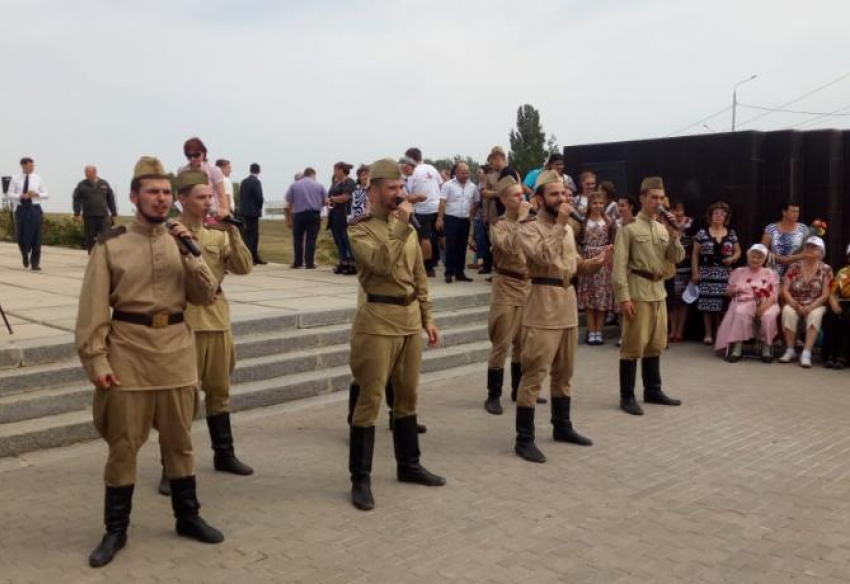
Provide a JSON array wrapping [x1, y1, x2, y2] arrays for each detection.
[[350, 331, 422, 427], [93, 386, 197, 487], [517, 326, 577, 408], [487, 304, 523, 368], [195, 330, 237, 415], [620, 300, 667, 360]]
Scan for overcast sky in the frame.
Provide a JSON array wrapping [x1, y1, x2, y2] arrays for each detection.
[[2, 0, 848, 213]]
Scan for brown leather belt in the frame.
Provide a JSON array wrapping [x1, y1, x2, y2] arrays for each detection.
[[531, 277, 564, 287], [631, 269, 663, 282], [496, 268, 528, 281], [113, 310, 185, 328], [367, 293, 417, 306]]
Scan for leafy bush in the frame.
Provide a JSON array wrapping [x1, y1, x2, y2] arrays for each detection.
[[0, 204, 15, 242], [42, 215, 85, 248]]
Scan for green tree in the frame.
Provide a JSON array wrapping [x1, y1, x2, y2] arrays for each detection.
[[508, 104, 555, 178], [428, 155, 481, 178]]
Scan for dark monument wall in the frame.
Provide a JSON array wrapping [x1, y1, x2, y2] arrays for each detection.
[[564, 129, 848, 265]]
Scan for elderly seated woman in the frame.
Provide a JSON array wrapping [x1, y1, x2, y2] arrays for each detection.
[[779, 236, 834, 368], [822, 243, 850, 369], [714, 244, 780, 362]]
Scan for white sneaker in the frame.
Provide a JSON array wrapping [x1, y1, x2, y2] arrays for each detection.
[[800, 351, 812, 368], [779, 348, 796, 363]]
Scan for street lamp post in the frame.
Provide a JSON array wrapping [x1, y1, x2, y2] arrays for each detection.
[[732, 74, 758, 131]]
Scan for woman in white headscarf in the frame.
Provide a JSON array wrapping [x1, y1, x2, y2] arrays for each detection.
[[714, 244, 780, 362]]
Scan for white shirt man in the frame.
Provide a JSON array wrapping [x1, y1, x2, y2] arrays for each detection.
[[407, 162, 443, 215], [439, 177, 479, 219], [5, 169, 49, 208]]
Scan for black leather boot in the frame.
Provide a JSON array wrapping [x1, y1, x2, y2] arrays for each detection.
[[207, 413, 254, 475], [642, 357, 682, 406], [393, 416, 446, 486], [484, 367, 504, 415], [619, 359, 643, 415], [347, 383, 360, 425], [510, 362, 522, 402], [515, 406, 546, 463], [551, 396, 593, 446], [169, 476, 224, 544], [89, 485, 134, 568], [349, 425, 376, 510], [386, 382, 427, 433], [157, 471, 170, 496]]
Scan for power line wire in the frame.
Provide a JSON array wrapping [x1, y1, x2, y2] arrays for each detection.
[[666, 105, 733, 137], [736, 71, 850, 128], [790, 103, 850, 129], [737, 102, 850, 117]]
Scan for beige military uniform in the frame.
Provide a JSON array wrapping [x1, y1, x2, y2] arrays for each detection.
[[180, 215, 253, 415], [612, 211, 686, 359], [516, 208, 602, 408], [76, 219, 218, 486], [487, 215, 530, 368], [348, 210, 433, 427]]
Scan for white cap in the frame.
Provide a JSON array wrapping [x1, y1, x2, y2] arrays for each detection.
[[748, 243, 769, 257], [805, 236, 825, 251]]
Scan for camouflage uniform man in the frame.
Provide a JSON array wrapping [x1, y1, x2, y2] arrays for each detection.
[[76, 157, 223, 568], [347, 158, 445, 511], [612, 177, 685, 415]]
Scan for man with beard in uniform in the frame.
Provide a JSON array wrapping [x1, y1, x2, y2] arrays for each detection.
[[514, 171, 610, 463], [347, 158, 445, 511], [76, 157, 223, 568], [613, 177, 684, 415], [155, 168, 254, 496], [484, 175, 531, 415]]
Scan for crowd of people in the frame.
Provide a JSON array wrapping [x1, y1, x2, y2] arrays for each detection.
[[3, 137, 849, 569]]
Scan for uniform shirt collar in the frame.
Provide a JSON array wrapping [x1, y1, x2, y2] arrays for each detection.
[[132, 216, 167, 236]]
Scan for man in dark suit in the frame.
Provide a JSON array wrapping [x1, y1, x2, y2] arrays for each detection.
[[239, 163, 266, 265]]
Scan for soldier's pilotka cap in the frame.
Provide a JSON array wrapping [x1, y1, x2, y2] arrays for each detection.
[[534, 170, 562, 190], [133, 156, 167, 179], [487, 146, 506, 161], [175, 169, 209, 192], [640, 176, 665, 193], [370, 158, 403, 181], [495, 175, 520, 197]]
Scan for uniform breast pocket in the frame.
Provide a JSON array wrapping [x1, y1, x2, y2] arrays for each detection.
[[635, 235, 651, 244], [204, 245, 222, 256], [658, 232, 669, 244]]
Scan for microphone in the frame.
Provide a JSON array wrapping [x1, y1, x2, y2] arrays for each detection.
[[220, 214, 244, 228], [570, 211, 586, 224], [395, 196, 422, 229], [658, 206, 683, 231], [165, 219, 202, 257]]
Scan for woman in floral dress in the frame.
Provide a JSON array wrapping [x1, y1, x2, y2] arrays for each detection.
[[577, 192, 615, 345], [691, 201, 741, 345]]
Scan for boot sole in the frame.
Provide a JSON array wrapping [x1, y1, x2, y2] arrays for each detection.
[[620, 404, 644, 416], [89, 537, 126, 568], [176, 525, 225, 544]]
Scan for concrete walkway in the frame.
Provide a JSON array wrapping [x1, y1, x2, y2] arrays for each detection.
[[0, 241, 489, 348], [2, 344, 850, 583]]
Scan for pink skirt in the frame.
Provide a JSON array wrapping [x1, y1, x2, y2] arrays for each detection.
[[714, 299, 780, 352]]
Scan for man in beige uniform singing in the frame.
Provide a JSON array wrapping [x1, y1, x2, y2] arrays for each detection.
[[484, 176, 531, 415], [156, 169, 253, 495], [347, 158, 445, 512], [76, 157, 223, 568], [612, 177, 684, 415], [514, 171, 609, 463]]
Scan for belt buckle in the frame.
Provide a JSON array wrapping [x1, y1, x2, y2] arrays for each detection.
[[151, 312, 170, 328]]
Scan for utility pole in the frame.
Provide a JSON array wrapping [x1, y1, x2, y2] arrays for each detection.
[[732, 74, 758, 131]]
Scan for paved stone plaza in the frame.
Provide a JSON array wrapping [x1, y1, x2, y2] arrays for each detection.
[[2, 339, 850, 583]]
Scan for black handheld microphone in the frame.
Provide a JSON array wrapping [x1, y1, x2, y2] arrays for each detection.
[[395, 197, 422, 229], [220, 215, 244, 228], [165, 219, 202, 257], [658, 206, 683, 231], [570, 211, 586, 224]]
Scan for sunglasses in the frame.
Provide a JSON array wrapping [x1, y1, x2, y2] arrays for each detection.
[[187, 151, 204, 159]]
